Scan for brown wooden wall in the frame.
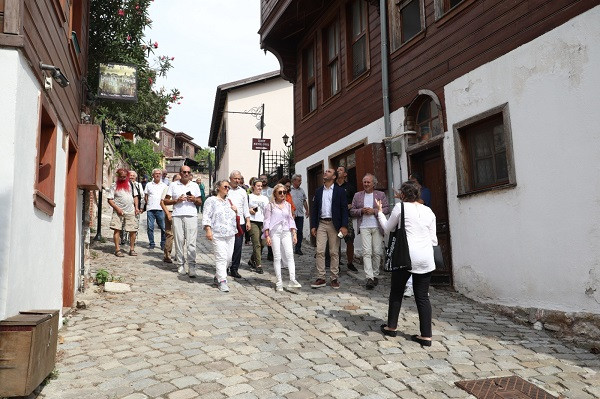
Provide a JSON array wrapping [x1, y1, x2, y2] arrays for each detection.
[[0, 0, 89, 145], [292, 0, 598, 162]]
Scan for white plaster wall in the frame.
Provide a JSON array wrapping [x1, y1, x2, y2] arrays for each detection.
[[216, 78, 293, 181], [0, 51, 68, 320], [443, 7, 600, 313]]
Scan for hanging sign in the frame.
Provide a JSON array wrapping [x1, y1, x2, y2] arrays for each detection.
[[98, 63, 138, 102], [252, 138, 271, 150]]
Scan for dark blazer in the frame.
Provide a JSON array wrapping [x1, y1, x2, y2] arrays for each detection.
[[310, 184, 349, 231]]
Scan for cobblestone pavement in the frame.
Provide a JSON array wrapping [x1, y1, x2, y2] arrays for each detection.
[[37, 213, 599, 399]]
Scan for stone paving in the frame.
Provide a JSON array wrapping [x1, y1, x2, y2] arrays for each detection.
[[37, 213, 599, 399]]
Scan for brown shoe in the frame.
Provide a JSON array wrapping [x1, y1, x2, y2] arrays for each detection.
[[115, 250, 124, 257], [163, 257, 173, 263], [129, 250, 138, 256], [330, 279, 340, 289], [311, 278, 327, 288]]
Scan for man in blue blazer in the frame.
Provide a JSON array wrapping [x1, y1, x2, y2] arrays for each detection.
[[310, 168, 349, 289]]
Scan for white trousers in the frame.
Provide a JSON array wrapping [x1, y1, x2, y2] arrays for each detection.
[[213, 235, 234, 283], [173, 215, 198, 268], [271, 226, 296, 283], [360, 227, 383, 279]]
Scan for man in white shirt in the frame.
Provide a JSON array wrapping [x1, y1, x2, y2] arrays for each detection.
[[163, 166, 202, 277], [144, 168, 167, 250], [227, 170, 251, 278]]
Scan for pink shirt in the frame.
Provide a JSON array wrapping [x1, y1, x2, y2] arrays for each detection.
[[263, 201, 297, 232]]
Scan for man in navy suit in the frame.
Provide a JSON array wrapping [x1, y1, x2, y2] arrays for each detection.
[[310, 168, 349, 289]]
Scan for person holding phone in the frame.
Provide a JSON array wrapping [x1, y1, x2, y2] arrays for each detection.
[[163, 165, 202, 278]]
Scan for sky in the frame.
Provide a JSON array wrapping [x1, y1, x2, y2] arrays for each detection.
[[146, 1, 280, 148]]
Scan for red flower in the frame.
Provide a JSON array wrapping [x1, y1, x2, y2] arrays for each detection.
[[118, 9, 125, 16], [171, 57, 175, 61], [177, 102, 181, 105], [153, 41, 158, 48], [135, 4, 140, 9], [127, 35, 131, 41], [148, 78, 153, 84]]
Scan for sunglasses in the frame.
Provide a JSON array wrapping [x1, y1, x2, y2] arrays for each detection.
[[181, 171, 192, 174], [276, 190, 286, 194], [222, 186, 231, 190]]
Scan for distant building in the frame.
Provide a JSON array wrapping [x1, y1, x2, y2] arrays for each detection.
[[208, 71, 293, 182], [157, 127, 202, 173]]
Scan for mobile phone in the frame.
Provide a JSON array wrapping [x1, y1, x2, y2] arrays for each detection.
[[253, 207, 259, 212], [186, 191, 192, 196]]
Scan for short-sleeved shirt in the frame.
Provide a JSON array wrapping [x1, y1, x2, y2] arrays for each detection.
[[167, 180, 201, 217], [144, 181, 167, 211], [290, 186, 307, 217], [107, 183, 135, 214], [202, 196, 237, 238], [248, 194, 269, 223]]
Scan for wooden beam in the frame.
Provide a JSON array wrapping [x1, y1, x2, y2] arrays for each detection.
[[3, 0, 22, 35], [0, 32, 23, 47]]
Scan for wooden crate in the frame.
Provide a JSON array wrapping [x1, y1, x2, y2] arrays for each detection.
[[0, 310, 59, 397]]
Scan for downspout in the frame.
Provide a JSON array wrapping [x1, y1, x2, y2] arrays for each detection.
[[380, 0, 395, 206]]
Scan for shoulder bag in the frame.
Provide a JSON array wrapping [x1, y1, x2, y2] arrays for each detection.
[[384, 202, 412, 272], [228, 199, 244, 237]]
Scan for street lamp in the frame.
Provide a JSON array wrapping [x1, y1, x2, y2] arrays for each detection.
[[282, 133, 293, 148]]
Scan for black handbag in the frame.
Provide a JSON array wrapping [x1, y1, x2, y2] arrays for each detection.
[[384, 202, 412, 272], [433, 245, 444, 270]]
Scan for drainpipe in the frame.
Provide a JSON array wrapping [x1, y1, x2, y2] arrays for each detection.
[[380, 0, 395, 206]]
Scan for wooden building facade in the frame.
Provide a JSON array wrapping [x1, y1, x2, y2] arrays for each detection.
[[259, 0, 600, 314]]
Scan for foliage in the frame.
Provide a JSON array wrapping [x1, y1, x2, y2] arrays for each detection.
[[194, 148, 215, 171], [119, 139, 163, 177], [87, 0, 182, 140], [95, 269, 112, 285]]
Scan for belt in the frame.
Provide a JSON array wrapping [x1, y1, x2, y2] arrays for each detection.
[[320, 218, 332, 221]]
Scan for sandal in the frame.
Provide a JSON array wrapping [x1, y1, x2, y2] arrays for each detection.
[[129, 250, 138, 256], [380, 324, 397, 337], [115, 251, 124, 257]]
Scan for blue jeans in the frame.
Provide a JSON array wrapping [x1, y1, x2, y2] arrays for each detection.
[[147, 209, 166, 248], [294, 216, 304, 252]]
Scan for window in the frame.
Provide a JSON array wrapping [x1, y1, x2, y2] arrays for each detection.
[[302, 43, 317, 115], [389, 0, 424, 52], [434, 0, 466, 19], [34, 100, 58, 216], [322, 20, 340, 99], [453, 104, 516, 195], [347, 0, 369, 81], [415, 97, 442, 142]]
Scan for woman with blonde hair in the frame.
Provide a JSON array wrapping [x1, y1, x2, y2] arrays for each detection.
[[263, 183, 302, 291]]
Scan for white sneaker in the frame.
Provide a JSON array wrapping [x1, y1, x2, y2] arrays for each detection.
[[188, 266, 197, 278], [219, 280, 229, 292], [177, 265, 185, 275], [403, 285, 414, 297], [288, 280, 302, 288], [276, 282, 284, 292]]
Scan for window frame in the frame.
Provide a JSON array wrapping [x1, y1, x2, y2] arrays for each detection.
[[346, 0, 370, 83], [453, 103, 517, 197], [321, 17, 341, 101], [34, 96, 58, 216], [389, 0, 425, 53], [302, 41, 317, 116]]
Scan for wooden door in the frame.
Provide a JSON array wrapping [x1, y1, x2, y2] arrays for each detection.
[[63, 144, 78, 307], [307, 162, 323, 247], [410, 145, 452, 285]]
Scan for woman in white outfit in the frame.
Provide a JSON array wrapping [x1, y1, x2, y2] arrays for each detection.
[[202, 180, 237, 292], [263, 183, 302, 291], [375, 180, 437, 347]]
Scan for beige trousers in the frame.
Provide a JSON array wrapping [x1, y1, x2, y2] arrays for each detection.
[[316, 220, 341, 279]]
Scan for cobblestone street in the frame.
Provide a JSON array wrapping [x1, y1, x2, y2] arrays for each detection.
[[38, 214, 599, 399]]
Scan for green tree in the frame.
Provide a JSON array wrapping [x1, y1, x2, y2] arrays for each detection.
[[119, 139, 163, 177], [87, 0, 181, 139], [194, 148, 215, 172]]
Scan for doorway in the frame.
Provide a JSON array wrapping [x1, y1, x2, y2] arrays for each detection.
[[409, 144, 452, 285]]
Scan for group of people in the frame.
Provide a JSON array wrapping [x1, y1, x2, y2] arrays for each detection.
[[107, 164, 438, 347]]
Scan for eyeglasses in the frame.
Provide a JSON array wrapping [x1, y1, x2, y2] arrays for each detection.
[[222, 186, 231, 190], [276, 190, 286, 194], [181, 171, 191, 174]]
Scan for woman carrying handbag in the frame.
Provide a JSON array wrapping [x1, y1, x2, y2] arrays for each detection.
[[375, 180, 437, 347]]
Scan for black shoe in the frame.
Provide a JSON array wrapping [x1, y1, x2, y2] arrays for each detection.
[[255, 266, 264, 274], [373, 277, 379, 286], [380, 324, 397, 337], [248, 259, 255, 268], [295, 249, 304, 255], [366, 279, 375, 290], [347, 263, 358, 272], [230, 270, 242, 279], [411, 335, 432, 347]]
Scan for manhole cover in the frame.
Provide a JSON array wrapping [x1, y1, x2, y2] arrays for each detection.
[[455, 375, 558, 399]]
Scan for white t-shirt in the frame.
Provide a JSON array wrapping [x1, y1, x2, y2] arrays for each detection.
[[167, 180, 201, 217], [360, 192, 378, 228], [144, 181, 167, 211], [248, 194, 269, 223]]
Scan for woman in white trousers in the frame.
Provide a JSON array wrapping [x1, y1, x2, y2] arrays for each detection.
[[202, 180, 237, 292], [263, 183, 302, 291]]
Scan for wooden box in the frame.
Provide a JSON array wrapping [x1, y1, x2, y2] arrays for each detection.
[[355, 142, 388, 191], [77, 124, 103, 190], [0, 310, 59, 397]]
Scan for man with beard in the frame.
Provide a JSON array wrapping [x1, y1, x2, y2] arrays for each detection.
[[107, 168, 139, 256], [164, 166, 202, 277]]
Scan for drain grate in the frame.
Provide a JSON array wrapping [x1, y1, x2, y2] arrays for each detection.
[[455, 375, 559, 399]]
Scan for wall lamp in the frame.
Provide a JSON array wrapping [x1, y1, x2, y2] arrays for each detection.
[[282, 133, 293, 148], [39, 62, 70, 88]]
